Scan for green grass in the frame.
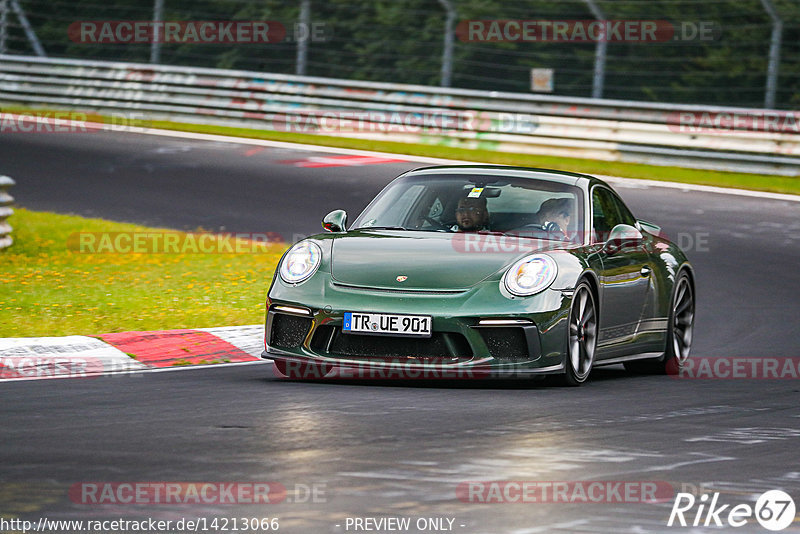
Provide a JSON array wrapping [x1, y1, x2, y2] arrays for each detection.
[[0, 209, 286, 337], [3, 105, 797, 195]]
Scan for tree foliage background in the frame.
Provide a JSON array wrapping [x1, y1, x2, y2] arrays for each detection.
[[4, 0, 799, 109]]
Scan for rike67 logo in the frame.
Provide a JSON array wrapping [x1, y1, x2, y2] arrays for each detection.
[[668, 490, 796, 531]]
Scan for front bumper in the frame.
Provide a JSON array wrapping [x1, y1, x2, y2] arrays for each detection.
[[262, 274, 572, 378]]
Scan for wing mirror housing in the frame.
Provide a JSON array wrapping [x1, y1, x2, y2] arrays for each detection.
[[322, 210, 347, 233], [605, 224, 643, 254], [636, 219, 661, 234]]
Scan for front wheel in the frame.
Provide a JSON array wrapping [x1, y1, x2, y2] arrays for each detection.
[[560, 281, 598, 386], [624, 271, 695, 375]]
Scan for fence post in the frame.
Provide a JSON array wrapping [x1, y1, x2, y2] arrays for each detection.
[[150, 0, 164, 64], [9, 0, 44, 56], [0, 0, 8, 55], [296, 0, 310, 76], [759, 0, 782, 109], [437, 0, 456, 87], [583, 0, 607, 99], [0, 175, 15, 249]]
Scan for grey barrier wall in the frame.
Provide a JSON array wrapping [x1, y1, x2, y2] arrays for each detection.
[[1, 54, 799, 176], [0, 175, 14, 249]]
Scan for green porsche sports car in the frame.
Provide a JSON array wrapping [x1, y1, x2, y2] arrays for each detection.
[[261, 165, 695, 385]]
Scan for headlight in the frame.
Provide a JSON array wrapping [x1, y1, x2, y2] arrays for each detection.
[[279, 241, 322, 284], [503, 254, 557, 296]]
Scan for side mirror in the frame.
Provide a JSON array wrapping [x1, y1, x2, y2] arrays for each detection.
[[322, 210, 347, 233], [605, 224, 643, 254], [636, 219, 661, 234]]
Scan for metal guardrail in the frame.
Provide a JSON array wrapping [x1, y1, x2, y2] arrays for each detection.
[[0, 175, 15, 249], [1, 54, 799, 176]]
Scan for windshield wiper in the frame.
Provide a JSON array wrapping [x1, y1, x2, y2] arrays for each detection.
[[356, 226, 410, 231], [470, 230, 569, 242]]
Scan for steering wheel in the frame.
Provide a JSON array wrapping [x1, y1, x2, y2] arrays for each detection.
[[516, 222, 570, 241], [543, 221, 563, 234]]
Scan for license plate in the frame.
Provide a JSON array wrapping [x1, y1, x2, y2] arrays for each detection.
[[343, 312, 432, 338]]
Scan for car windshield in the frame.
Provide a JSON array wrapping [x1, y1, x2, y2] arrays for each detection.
[[351, 173, 584, 242]]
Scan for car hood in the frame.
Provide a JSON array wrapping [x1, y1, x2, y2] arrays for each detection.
[[330, 230, 550, 290]]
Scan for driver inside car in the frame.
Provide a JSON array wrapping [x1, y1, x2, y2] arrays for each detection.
[[452, 196, 490, 232], [533, 198, 573, 239]]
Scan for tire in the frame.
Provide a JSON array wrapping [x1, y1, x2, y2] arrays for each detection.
[[624, 271, 695, 375], [560, 281, 598, 386]]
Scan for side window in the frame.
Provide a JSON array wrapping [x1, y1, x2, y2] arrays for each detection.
[[592, 187, 622, 242], [609, 193, 637, 227]]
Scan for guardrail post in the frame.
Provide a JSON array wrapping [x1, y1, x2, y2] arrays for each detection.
[[759, 0, 782, 109], [0, 175, 15, 250]]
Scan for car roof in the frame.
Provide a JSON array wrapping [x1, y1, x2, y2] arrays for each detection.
[[401, 165, 608, 190]]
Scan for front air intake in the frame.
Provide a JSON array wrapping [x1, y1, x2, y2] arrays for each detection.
[[477, 327, 530, 361], [310, 326, 472, 362], [269, 313, 312, 349]]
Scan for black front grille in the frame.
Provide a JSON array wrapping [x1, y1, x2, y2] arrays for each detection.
[[310, 325, 472, 362], [269, 313, 312, 349], [478, 327, 530, 361]]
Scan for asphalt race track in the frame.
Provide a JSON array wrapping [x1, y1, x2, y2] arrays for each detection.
[[2, 129, 800, 533]]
